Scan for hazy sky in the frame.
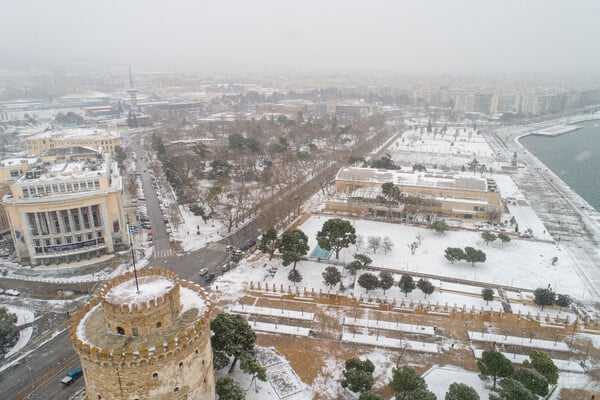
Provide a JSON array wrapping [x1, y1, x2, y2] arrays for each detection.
[[2, 0, 600, 75]]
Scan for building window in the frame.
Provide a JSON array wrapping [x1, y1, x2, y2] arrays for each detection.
[[94, 180, 100, 189], [80, 182, 86, 191], [97, 231, 103, 238], [97, 396, 102, 400], [66, 183, 72, 192], [156, 322, 162, 328], [152, 372, 158, 380], [117, 327, 125, 335], [23, 188, 29, 198], [179, 362, 183, 369], [132, 327, 138, 336], [174, 387, 179, 393], [73, 182, 79, 191], [52, 184, 59, 192], [59, 184, 65, 192]]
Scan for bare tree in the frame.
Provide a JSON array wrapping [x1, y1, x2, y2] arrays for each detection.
[[368, 236, 381, 254], [408, 241, 419, 255], [382, 236, 394, 254]]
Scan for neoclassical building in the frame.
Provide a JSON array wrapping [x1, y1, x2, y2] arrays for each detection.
[[70, 268, 215, 400], [25, 127, 121, 155], [2, 149, 125, 266]]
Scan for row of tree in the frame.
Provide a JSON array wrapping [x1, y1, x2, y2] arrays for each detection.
[[444, 246, 486, 266], [342, 360, 477, 400], [478, 349, 558, 399]]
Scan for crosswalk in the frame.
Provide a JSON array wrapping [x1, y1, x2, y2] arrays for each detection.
[[153, 248, 173, 258]]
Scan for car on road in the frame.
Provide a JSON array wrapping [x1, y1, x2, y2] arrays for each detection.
[[4, 289, 20, 296], [61, 367, 83, 385], [221, 263, 230, 272], [198, 268, 209, 276], [204, 273, 215, 283]]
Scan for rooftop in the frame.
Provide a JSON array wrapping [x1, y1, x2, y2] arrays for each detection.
[[103, 275, 175, 307], [336, 167, 490, 192], [27, 127, 120, 140]]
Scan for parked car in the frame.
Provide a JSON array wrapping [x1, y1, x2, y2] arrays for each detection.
[[204, 273, 215, 283], [4, 289, 20, 296], [198, 268, 209, 276], [221, 263, 230, 272]]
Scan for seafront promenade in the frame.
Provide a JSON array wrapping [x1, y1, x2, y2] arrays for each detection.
[[486, 117, 600, 306]]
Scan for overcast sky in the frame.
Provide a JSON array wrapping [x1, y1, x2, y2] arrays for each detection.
[[2, 0, 600, 75]]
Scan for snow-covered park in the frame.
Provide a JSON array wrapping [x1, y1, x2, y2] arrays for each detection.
[[294, 215, 587, 299]]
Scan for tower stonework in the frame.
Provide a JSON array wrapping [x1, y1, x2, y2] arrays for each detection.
[[70, 267, 215, 400]]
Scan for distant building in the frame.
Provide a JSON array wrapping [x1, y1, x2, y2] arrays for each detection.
[[25, 127, 121, 155], [69, 268, 215, 399], [2, 150, 126, 266], [329, 167, 502, 221], [0, 158, 34, 185], [335, 104, 369, 119]]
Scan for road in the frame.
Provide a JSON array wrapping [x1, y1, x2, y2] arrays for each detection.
[[0, 125, 396, 400], [1, 329, 83, 400]]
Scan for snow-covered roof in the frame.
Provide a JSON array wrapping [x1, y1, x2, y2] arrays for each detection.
[[336, 167, 489, 192], [28, 127, 120, 140], [103, 275, 175, 306]]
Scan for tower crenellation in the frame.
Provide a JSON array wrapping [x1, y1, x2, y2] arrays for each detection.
[[69, 267, 215, 399]]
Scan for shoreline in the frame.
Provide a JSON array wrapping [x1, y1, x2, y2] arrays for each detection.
[[515, 118, 599, 213]]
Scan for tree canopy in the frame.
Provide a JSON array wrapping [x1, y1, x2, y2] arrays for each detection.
[[430, 220, 449, 234], [215, 376, 246, 400], [482, 288, 494, 305], [444, 247, 465, 264], [316, 219, 357, 259], [533, 288, 555, 311], [398, 274, 416, 297], [322, 266, 342, 289], [358, 273, 380, 292], [341, 357, 375, 393], [278, 229, 309, 269], [463, 246, 486, 265], [522, 350, 558, 384], [258, 227, 278, 260], [512, 367, 549, 396], [417, 278, 435, 298], [389, 365, 435, 400], [211, 313, 258, 373], [445, 382, 480, 400], [378, 271, 395, 295], [477, 349, 514, 389]]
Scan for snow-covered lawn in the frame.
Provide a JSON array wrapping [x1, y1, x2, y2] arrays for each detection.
[[248, 320, 312, 337], [343, 317, 435, 336], [297, 215, 587, 298], [467, 331, 570, 351], [342, 331, 439, 353], [231, 304, 315, 321], [423, 366, 492, 399], [509, 302, 577, 322]]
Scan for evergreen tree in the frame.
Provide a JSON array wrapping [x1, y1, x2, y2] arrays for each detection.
[[482, 288, 494, 305], [417, 278, 435, 298], [522, 350, 558, 384], [341, 357, 375, 393], [477, 349, 514, 389], [278, 229, 309, 270], [378, 271, 394, 295], [258, 227, 278, 260], [322, 266, 342, 289], [211, 313, 258, 373], [215, 377, 246, 400], [398, 274, 416, 297], [445, 382, 480, 400], [316, 218, 357, 259]]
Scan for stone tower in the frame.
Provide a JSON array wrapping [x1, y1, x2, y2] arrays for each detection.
[[69, 267, 215, 400]]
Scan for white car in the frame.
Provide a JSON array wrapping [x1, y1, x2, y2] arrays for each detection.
[[198, 268, 209, 276], [4, 289, 20, 296]]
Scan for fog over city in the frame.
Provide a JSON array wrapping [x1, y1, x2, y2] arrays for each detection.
[[2, 0, 600, 75]]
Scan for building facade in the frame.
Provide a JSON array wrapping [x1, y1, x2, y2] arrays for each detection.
[[25, 127, 121, 155], [330, 167, 503, 221], [70, 268, 215, 400], [2, 151, 125, 266]]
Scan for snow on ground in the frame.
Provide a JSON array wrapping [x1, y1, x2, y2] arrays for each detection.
[[387, 127, 498, 170], [216, 346, 310, 400], [175, 204, 226, 252], [468, 331, 570, 351], [423, 366, 492, 399], [471, 347, 584, 373], [1, 305, 36, 359], [509, 302, 577, 322], [344, 317, 435, 336], [342, 331, 439, 353], [248, 321, 312, 337], [550, 371, 600, 398], [297, 215, 586, 298], [231, 304, 315, 321]]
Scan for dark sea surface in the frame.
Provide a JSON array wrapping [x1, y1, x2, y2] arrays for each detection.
[[519, 119, 600, 211]]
